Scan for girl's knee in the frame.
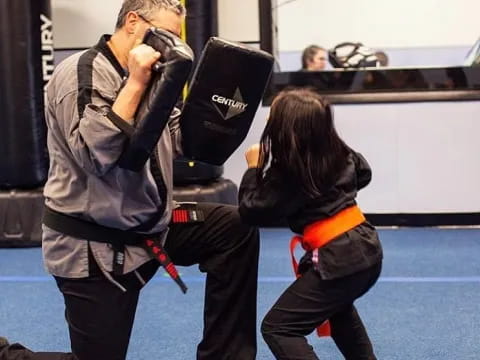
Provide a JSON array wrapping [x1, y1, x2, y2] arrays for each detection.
[[261, 313, 279, 338]]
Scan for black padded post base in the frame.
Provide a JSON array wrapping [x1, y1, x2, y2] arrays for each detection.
[[0, 188, 44, 248], [173, 178, 238, 205], [173, 156, 223, 186]]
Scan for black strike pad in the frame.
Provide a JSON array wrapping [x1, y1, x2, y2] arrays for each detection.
[[118, 28, 194, 171], [180, 38, 274, 165]]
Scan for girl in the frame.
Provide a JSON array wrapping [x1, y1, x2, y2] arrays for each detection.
[[238, 89, 383, 360]]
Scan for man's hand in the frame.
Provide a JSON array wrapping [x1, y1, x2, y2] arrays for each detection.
[[112, 41, 161, 124], [245, 144, 261, 168], [127, 40, 161, 89]]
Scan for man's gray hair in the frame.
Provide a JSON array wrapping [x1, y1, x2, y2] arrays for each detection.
[[115, 0, 186, 29]]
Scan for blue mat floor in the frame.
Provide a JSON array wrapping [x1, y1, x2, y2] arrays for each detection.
[[1, 228, 479, 359]]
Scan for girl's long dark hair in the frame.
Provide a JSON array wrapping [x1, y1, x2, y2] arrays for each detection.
[[257, 89, 350, 198]]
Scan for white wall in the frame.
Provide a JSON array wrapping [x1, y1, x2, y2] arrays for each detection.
[[52, 0, 261, 49], [277, 0, 480, 51], [335, 102, 480, 213], [224, 101, 480, 214], [52, 0, 121, 48], [217, 0, 259, 43], [51, 1, 480, 54]]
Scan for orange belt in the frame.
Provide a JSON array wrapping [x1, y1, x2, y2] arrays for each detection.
[[289, 205, 366, 337]]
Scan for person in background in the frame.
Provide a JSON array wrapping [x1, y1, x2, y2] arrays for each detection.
[[301, 45, 329, 71]]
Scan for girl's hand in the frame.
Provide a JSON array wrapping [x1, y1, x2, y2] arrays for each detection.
[[245, 144, 260, 168]]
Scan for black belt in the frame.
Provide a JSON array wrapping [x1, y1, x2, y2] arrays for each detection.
[[42, 206, 187, 293]]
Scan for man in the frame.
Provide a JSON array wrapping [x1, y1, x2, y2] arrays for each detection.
[[0, 1, 259, 359], [301, 45, 329, 71]]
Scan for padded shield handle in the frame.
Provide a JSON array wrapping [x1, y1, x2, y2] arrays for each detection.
[[118, 28, 194, 171]]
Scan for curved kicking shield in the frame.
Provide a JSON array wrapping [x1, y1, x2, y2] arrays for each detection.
[[119, 28, 194, 172], [180, 38, 274, 166]]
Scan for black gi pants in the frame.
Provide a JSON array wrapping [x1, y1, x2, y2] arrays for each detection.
[[0, 203, 259, 360], [261, 262, 382, 360]]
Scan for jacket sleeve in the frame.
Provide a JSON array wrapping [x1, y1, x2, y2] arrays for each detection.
[[352, 151, 372, 190], [54, 88, 134, 177], [238, 168, 303, 226]]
